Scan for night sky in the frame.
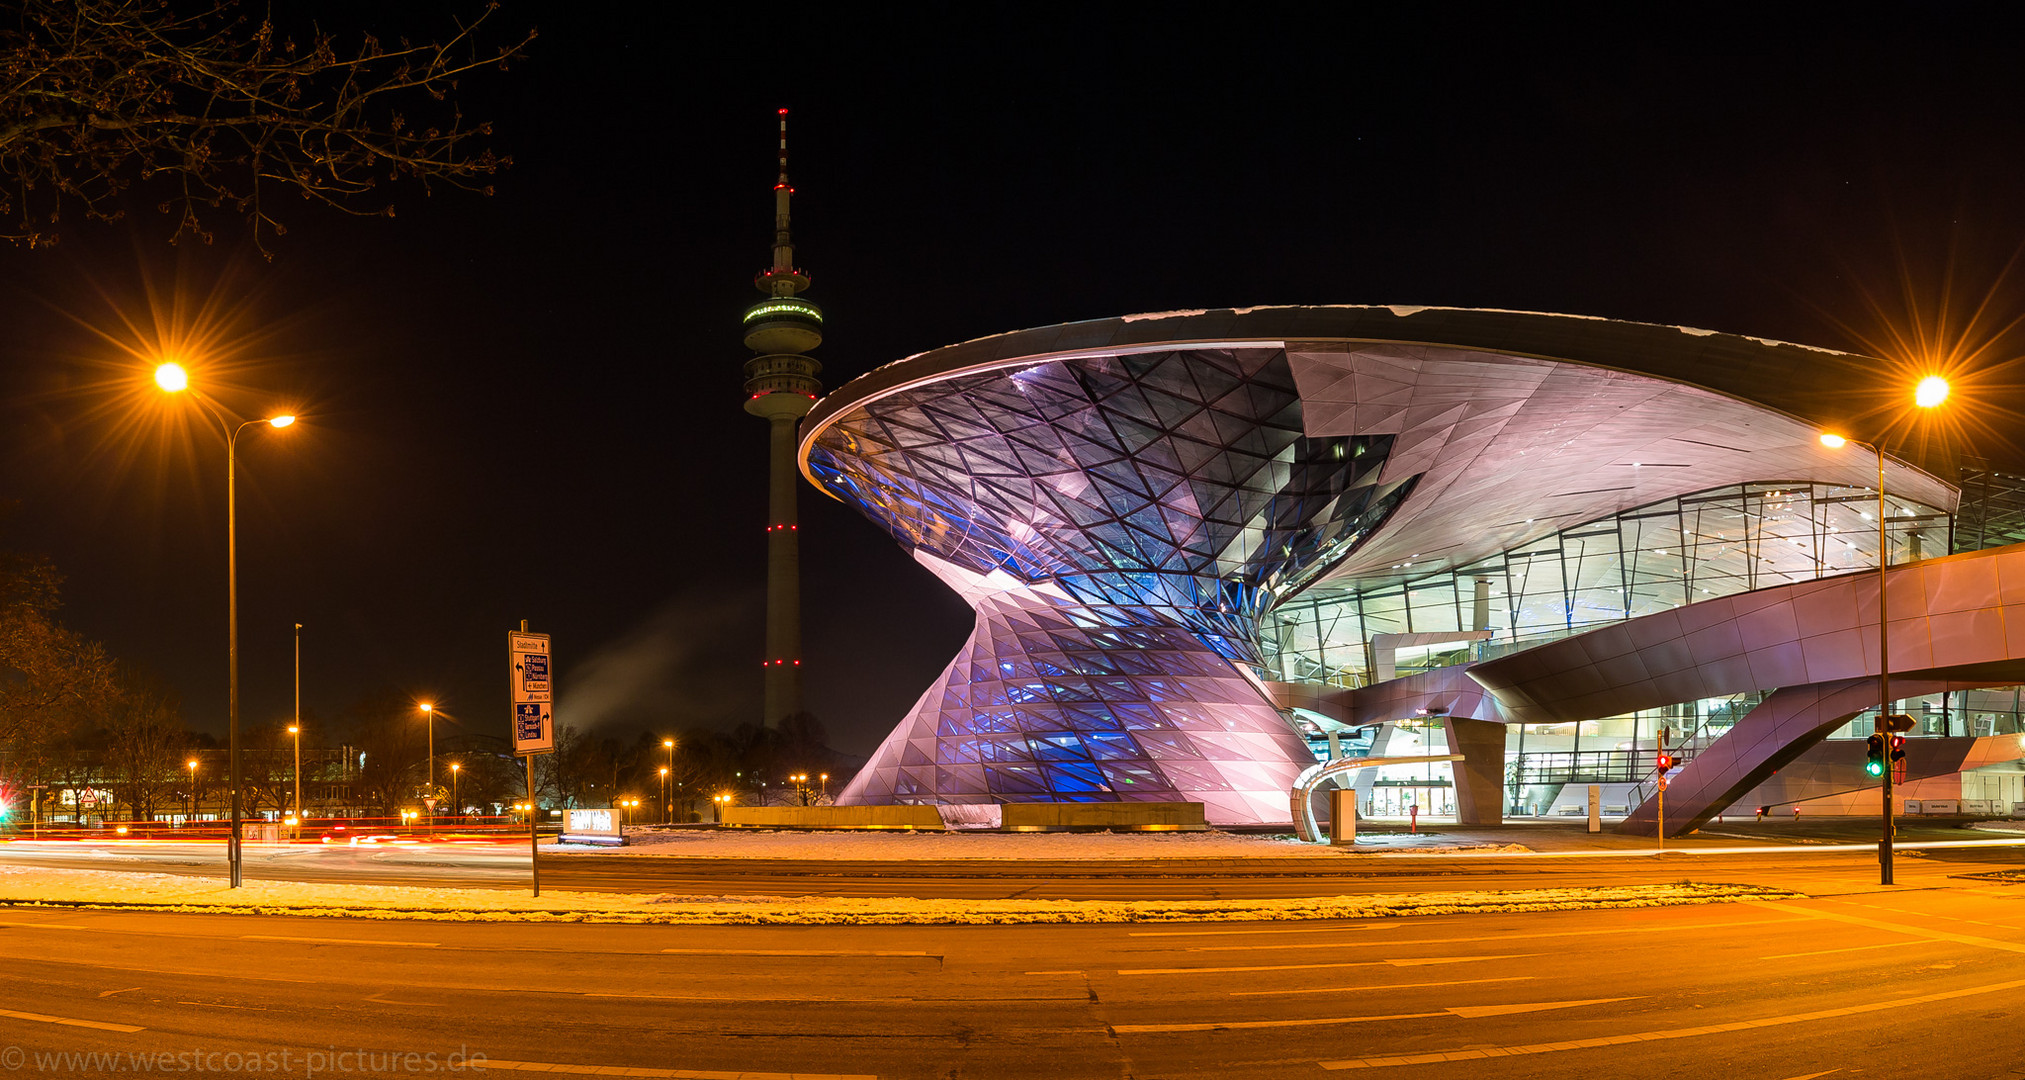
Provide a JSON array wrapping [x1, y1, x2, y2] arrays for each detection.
[[5, 5, 2025, 759]]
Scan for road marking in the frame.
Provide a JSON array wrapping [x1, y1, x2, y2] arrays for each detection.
[[1116, 1011, 1442, 1033], [482, 1058, 876, 1080], [1023, 970, 1085, 976], [1783, 905, 2025, 955], [1318, 977, 2025, 1069], [97, 987, 141, 998], [1446, 996, 1634, 1018], [1185, 917, 1797, 952], [1115, 998, 1631, 1034], [659, 948, 929, 957], [0, 921, 92, 930], [1133, 916, 1787, 940], [0, 1007, 145, 1033], [1130, 925, 1382, 938], [240, 935, 439, 948], [1760, 941, 1916, 960], [1777, 1071, 1842, 1079], [1232, 976, 1534, 997], [1118, 955, 1530, 976], [178, 1001, 259, 1010]]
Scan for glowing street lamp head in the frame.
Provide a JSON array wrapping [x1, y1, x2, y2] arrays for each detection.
[[154, 363, 189, 392], [268, 414, 296, 428], [1819, 433, 1848, 449], [419, 703, 433, 714], [1915, 376, 1950, 409]]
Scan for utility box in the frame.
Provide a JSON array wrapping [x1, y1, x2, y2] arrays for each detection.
[[1329, 788, 1357, 846]]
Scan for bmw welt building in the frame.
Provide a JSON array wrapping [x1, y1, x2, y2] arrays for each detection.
[[799, 307, 2025, 833]]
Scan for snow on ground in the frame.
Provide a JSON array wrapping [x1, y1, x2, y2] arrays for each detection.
[[0, 863, 1789, 925], [545, 828, 1530, 859]]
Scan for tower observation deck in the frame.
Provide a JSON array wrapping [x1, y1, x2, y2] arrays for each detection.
[[743, 108, 823, 727]]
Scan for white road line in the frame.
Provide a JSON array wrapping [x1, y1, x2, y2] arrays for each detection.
[[1782, 905, 2025, 955], [241, 935, 439, 948], [1130, 925, 1382, 938], [1230, 976, 1535, 996], [1759, 941, 1917, 960], [1132, 916, 1788, 940], [1446, 996, 1634, 1018], [1185, 917, 1797, 952], [482, 1058, 877, 1080], [659, 948, 929, 957], [1320, 978, 2025, 1069], [1118, 954, 1530, 976], [0, 1007, 145, 1033], [1114, 998, 1631, 1034]]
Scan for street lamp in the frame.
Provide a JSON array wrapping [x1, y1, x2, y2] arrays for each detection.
[[450, 762, 461, 822], [419, 703, 435, 828], [187, 759, 199, 824], [1820, 373, 1949, 886], [293, 622, 302, 819], [287, 723, 301, 829], [662, 738, 675, 823], [819, 773, 828, 799], [156, 363, 297, 888]]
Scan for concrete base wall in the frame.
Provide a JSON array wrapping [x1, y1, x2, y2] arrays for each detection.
[[1000, 802, 1208, 832], [721, 806, 946, 830]]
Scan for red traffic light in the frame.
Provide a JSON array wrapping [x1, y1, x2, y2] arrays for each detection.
[[1656, 752, 1674, 773]]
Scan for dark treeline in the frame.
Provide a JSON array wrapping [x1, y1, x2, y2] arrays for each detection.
[[0, 538, 858, 825]]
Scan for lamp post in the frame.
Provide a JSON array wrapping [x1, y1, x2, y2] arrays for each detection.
[[187, 759, 198, 824], [287, 724, 301, 828], [1820, 372, 1948, 886], [819, 773, 828, 799], [662, 738, 675, 823], [450, 762, 461, 822], [419, 703, 434, 829], [155, 362, 295, 888], [293, 622, 302, 820]]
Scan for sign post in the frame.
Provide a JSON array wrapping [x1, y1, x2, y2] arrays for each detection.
[[510, 621, 555, 897]]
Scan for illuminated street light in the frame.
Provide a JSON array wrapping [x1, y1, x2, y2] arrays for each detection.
[[1819, 376, 1951, 885], [419, 703, 435, 829], [1915, 375, 1950, 409], [450, 762, 462, 822], [187, 759, 199, 823], [155, 363, 299, 888]]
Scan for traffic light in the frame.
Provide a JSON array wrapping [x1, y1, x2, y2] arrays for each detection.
[[1890, 734, 1907, 764], [1865, 733, 1886, 777], [1656, 751, 1674, 774]]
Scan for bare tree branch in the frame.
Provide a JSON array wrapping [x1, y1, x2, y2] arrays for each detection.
[[0, 0, 532, 254]]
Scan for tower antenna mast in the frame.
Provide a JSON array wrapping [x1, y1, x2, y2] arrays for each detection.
[[741, 108, 824, 728]]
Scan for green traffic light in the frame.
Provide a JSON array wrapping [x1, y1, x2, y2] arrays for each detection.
[[1865, 760, 1884, 777]]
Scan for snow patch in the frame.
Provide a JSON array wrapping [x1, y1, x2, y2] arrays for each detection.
[[0, 864, 1793, 926], [1121, 310, 1210, 322]]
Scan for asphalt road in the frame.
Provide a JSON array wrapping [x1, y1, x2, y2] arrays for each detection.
[[3, 836, 2024, 899], [4, 884, 2025, 1078]]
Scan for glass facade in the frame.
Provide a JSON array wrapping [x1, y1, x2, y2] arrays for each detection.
[[814, 347, 1414, 817], [1263, 481, 1951, 688], [808, 347, 1414, 668]]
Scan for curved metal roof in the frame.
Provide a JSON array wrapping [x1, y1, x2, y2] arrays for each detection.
[[803, 305, 1895, 444], [800, 306, 1958, 597]]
